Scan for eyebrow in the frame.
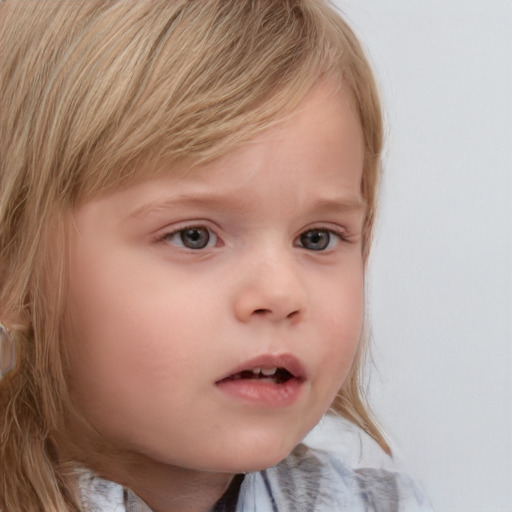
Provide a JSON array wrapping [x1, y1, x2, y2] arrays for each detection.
[[128, 191, 366, 220], [306, 196, 366, 214]]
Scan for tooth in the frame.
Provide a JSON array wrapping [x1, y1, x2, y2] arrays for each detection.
[[251, 368, 261, 374], [261, 368, 277, 376]]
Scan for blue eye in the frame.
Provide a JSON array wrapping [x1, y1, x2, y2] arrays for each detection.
[[164, 226, 217, 250], [298, 229, 339, 251]]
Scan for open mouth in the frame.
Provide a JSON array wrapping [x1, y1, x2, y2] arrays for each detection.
[[223, 367, 295, 385], [216, 356, 306, 406]]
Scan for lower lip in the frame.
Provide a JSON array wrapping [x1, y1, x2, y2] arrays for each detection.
[[216, 378, 304, 408]]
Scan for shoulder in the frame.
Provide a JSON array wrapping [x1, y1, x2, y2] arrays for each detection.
[[239, 444, 433, 512]]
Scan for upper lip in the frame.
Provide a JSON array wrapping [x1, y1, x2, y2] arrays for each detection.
[[216, 353, 307, 383]]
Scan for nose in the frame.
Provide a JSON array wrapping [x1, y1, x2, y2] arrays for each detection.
[[233, 249, 308, 323]]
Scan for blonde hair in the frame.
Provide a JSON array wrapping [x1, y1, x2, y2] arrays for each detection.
[[0, 1, 386, 510]]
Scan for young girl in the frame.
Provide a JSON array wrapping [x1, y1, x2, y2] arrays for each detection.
[[0, 1, 432, 511]]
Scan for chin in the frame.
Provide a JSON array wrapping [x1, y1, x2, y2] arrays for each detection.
[[204, 435, 303, 474], [214, 416, 322, 473]]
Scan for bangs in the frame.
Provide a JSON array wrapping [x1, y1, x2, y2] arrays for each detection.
[[0, 1, 377, 204]]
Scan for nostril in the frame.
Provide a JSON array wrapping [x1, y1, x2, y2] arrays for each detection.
[[252, 308, 300, 319]]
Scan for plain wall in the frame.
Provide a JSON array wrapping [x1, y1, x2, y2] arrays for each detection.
[[331, 2, 512, 511]]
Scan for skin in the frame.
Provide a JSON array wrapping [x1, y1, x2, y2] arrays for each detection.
[[64, 82, 366, 512]]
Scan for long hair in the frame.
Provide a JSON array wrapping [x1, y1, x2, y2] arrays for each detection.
[[0, 1, 386, 510]]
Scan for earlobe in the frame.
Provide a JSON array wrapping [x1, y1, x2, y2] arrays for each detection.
[[0, 324, 16, 378]]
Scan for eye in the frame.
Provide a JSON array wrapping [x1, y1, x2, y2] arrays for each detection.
[[163, 226, 217, 250], [297, 229, 341, 251]]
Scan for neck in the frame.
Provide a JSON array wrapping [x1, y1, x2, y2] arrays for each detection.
[[60, 439, 234, 512], [94, 455, 234, 512], [59, 415, 235, 512], [123, 464, 233, 512]]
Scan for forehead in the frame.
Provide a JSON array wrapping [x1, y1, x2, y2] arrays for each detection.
[[73, 76, 364, 209], [73, 83, 365, 227], [125, 82, 361, 193]]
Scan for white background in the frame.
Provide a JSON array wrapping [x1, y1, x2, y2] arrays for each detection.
[[331, 1, 512, 511]]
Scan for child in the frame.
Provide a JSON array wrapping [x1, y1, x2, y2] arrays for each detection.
[[0, 1, 432, 511]]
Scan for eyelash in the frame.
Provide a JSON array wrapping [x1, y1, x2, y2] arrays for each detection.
[[157, 224, 350, 252], [296, 227, 349, 251], [159, 225, 220, 250]]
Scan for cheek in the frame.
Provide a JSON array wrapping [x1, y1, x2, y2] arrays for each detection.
[[64, 247, 156, 405], [316, 267, 365, 377], [64, 252, 219, 403]]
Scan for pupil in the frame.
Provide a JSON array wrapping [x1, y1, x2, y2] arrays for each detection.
[[301, 230, 329, 250], [181, 228, 209, 249]]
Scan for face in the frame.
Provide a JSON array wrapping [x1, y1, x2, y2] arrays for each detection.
[[65, 83, 366, 474]]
